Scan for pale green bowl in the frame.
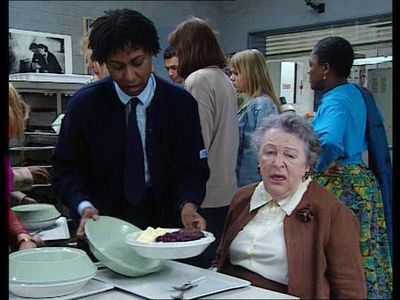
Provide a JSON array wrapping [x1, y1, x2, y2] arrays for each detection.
[[85, 216, 164, 277], [12, 204, 61, 223], [9, 247, 97, 285]]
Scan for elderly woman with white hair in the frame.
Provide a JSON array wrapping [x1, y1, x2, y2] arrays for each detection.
[[212, 113, 367, 299]]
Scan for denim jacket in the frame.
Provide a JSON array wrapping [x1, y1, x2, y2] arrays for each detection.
[[236, 95, 279, 187]]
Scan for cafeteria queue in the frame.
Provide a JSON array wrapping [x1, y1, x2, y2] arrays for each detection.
[[8, 8, 392, 300]]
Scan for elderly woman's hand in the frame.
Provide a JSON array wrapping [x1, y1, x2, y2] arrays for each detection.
[[76, 207, 99, 239], [180, 202, 207, 230]]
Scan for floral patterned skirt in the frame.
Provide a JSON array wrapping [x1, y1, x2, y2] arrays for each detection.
[[313, 164, 392, 299]]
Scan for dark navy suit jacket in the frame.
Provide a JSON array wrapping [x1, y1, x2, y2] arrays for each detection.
[[52, 76, 209, 227]]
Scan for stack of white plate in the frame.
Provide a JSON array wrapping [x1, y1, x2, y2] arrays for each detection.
[[11, 203, 61, 230], [9, 247, 97, 298]]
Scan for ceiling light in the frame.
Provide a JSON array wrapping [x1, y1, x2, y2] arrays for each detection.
[[353, 56, 392, 65]]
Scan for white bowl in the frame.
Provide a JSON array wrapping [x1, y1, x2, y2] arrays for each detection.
[[125, 229, 215, 260], [9, 275, 93, 298], [9, 247, 97, 285], [85, 216, 164, 277]]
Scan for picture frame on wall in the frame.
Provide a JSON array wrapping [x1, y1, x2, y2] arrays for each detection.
[[83, 16, 97, 35], [9, 28, 73, 74]]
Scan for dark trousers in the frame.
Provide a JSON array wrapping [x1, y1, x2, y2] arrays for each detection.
[[180, 205, 229, 268]]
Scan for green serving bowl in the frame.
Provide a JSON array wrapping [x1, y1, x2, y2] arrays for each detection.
[[9, 247, 97, 285], [85, 216, 164, 277], [12, 203, 61, 223]]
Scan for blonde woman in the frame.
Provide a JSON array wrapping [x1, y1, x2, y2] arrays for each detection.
[[230, 49, 280, 187], [79, 30, 109, 82], [10, 99, 51, 205]]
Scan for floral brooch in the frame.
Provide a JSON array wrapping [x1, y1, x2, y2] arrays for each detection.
[[296, 204, 315, 223]]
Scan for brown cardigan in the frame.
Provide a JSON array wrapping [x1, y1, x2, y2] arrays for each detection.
[[212, 181, 367, 299]]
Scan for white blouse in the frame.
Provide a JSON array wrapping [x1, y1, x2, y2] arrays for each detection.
[[229, 178, 311, 284]]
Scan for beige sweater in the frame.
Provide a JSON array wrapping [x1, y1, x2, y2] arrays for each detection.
[[184, 67, 239, 208], [11, 167, 33, 204], [12, 167, 33, 191]]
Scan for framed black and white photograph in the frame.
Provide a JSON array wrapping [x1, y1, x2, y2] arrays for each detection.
[[9, 28, 72, 74]]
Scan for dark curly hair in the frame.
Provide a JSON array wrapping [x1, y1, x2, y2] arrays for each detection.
[[89, 9, 160, 64], [312, 36, 354, 78], [163, 45, 177, 60]]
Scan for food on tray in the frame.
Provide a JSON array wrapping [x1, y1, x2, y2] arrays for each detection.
[[155, 228, 205, 242], [136, 227, 170, 243]]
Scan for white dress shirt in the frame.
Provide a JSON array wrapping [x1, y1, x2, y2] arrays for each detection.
[[229, 178, 312, 284]]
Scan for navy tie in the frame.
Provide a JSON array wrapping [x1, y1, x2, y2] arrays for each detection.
[[123, 97, 145, 206]]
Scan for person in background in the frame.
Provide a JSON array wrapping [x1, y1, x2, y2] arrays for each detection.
[[212, 113, 367, 299], [229, 49, 280, 188], [308, 36, 392, 298], [52, 9, 209, 238], [163, 46, 183, 84], [80, 30, 109, 83], [29, 42, 42, 73], [10, 100, 52, 206], [11, 166, 52, 206], [169, 16, 239, 268], [36, 44, 62, 73], [8, 83, 41, 251], [9, 45, 17, 73]]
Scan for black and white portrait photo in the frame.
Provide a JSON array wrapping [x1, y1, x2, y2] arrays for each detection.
[[9, 29, 72, 74]]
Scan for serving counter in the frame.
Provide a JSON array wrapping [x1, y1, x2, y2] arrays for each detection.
[[12, 260, 297, 300], [10, 221, 298, 300], [83, 260, 298, 299], [80, 284, 297, 299]]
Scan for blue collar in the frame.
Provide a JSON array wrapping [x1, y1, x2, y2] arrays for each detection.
[[113, 73, 156, 106]]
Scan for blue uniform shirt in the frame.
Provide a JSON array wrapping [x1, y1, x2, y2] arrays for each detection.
[[312, 83, 367, 172]]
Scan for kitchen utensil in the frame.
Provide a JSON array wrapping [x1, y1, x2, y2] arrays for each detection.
[[172, 276, 206, 290], [170, 276, 206, 299]]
